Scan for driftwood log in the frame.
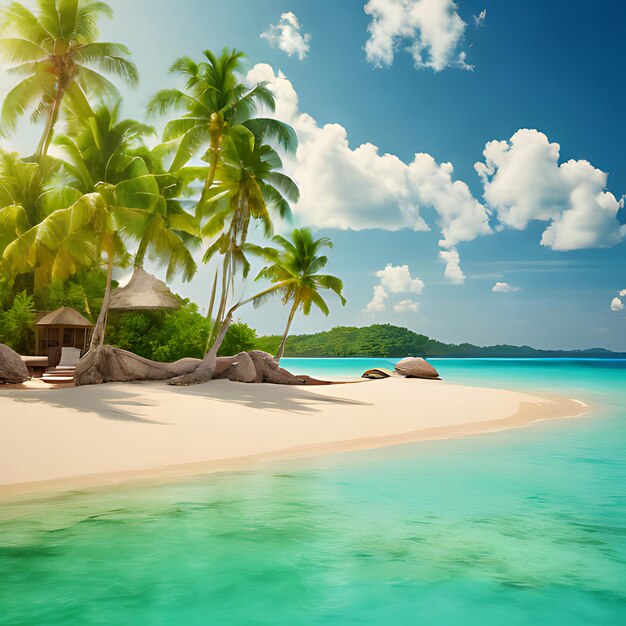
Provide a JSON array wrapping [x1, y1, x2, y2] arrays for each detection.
[[74, 346, 307, 387], [0, 343, 30, 384]]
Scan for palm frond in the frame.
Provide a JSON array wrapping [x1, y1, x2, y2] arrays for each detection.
[[146, 89, 188, 117], [316, 274, 346, 303], [242, 118, 298, 153], [0, 71, 54, 134], [0, 37, 46, 63], [56, 0, 79, 40], [75, 63, 119, 97], [1, 3, 51, 46], [265, 171, 300, 203], [169, 125, 210, 171], [78, 52, 138, 86]]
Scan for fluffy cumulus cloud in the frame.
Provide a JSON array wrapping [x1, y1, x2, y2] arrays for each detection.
[[365, 264, 424, 312], [394, 299, 419, 313], [366, 285, 388, 313], [245, 63, 490, 283], [364, 0, 472, 71], [610, 289, 626, 312], [611, 297, 624, 312], [476, 129, 626, 251], [245, 68, 624, 290], [492, 282, 521, 293], [261, 12, 311, 60], [375, 264, 425, 294], [439, 249, 464, 285]]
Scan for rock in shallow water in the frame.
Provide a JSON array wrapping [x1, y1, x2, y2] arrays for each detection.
[[0, 343, 30, 384], [394, 357, 440, 380]]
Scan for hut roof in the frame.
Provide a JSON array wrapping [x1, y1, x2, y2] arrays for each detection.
[[109, 268, 182, 311], [36, 307, 93, 328]]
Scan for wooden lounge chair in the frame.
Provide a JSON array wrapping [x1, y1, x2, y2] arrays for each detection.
[[42, 347, 82, 384]]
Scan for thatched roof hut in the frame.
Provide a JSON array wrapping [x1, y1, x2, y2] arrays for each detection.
[[35, 307, 93, 356], [36, 307, 93, 328], [109, 268, 181, 311]]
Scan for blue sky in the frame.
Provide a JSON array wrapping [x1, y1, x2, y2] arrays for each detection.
[[1, 0, 625, 349]]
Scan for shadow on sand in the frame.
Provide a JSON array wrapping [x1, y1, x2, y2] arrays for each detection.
[[5, 380, 372, 423]]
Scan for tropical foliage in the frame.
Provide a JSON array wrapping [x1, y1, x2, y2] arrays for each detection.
[[147, 48, 296, 198], [106, 305, 257, 362], [0, 289, 35, 353], [0, 1, 344, 378], [0, 0, 138, 158]]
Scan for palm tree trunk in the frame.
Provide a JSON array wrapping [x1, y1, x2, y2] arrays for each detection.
[[276, 299, 299, 363], [204, 269, 220, 350], [199, 133, 221, 206], [35, 88, 64, 161], [207, 250, 231, 348], [88, 253, 114, 351], [134, 235, 149, 269]]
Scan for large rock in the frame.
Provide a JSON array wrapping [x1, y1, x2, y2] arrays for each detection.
[[0, 344, 30, 384], [394, 357, 440, 380]]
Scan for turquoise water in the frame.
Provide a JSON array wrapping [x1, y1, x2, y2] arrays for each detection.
[[1, 359, 625, 625]]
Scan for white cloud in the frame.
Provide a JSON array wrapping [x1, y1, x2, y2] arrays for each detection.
[[365, 264, 424, 312], [492, 282, 521, 293], [473, 9, 486, 27], [619, 289, 626, 297], [375, 264, 424, 294], [475, 129, 626, 251], [394, 299, 420, 313], [611, 297, 624, 312], [366, 284, 388, 313], [439, 249, 464, 284], [261, 12, 311, 60], [245, 63, 490, 284], [364, 0, 471, 71]]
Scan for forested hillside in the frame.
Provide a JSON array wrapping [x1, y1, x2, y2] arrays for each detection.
[[254, 325, 626, 358]]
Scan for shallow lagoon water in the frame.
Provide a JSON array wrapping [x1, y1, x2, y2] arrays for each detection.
[[1, 359, 625, 625]]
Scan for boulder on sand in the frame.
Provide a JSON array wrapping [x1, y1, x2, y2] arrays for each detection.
[[394, 357, 440, 380], [0, 344, 30, 384]]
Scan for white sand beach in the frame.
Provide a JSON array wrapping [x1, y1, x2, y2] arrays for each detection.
[[0, 378, 587, 497]]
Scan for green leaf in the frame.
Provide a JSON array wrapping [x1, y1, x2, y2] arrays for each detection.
[[0, 37, 46, 63]]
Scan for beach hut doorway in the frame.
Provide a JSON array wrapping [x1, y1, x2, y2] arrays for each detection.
[[35, 307, 93, 358]]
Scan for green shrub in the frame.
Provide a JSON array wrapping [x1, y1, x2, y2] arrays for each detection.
[[151, 305, 210, 362], [218, 321, 257, 357], [0, 291, 36, 354], [106, 304, 260, 362]]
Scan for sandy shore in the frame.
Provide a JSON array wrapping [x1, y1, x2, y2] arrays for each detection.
[[0, 378, 588, 498]]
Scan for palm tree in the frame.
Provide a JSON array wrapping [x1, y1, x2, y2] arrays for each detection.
[[54, 102, 200, 281], [0, 149, 56, 295], [199, 127, 299, 348], [0, 0, 138, 159], [254, 228, 346, 362], [133, 148, 200, 284], [3, 155, 163, 350], [146, 47, 296, 204]]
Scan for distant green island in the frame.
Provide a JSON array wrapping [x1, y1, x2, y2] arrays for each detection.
[[254, 324, 626, 359]]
